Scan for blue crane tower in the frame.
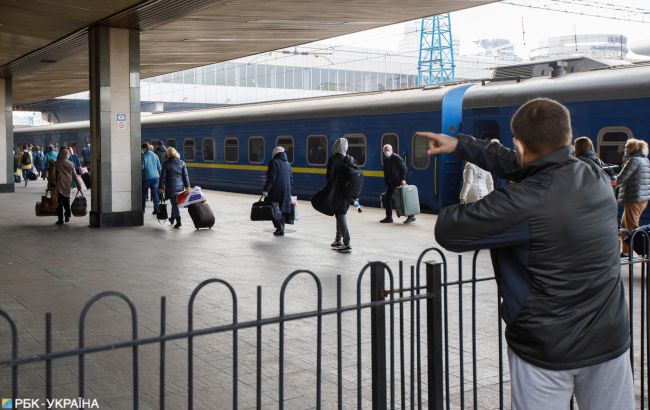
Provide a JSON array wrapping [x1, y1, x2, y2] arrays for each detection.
[[417, 13, 455, 85]]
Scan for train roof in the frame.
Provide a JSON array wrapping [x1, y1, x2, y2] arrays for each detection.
[[463, 63, 650, 109], [15, 86, 455, 134]]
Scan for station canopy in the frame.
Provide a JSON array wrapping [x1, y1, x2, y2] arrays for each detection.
[[0, 0, 495, 107]]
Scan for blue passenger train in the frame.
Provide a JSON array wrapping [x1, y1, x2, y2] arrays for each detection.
[[14, 63, 650, 213]]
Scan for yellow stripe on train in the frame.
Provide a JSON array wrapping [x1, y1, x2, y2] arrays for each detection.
[[186, 162, 384, 177]]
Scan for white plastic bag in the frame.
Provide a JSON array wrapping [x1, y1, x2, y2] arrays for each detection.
[[177, 186, 207, 207], [291, 196, 300, 220]]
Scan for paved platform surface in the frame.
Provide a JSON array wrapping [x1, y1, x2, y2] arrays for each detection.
[[0, 180, 645, 409]]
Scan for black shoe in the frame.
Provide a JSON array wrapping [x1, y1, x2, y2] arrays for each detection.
[[64, 216, 70, 223], [380, 217, 393, 223], [55, 220, 63, 225], [404, 216, 416, 224], [152, 210, 158, 215], [331, 240, 343, 248], [174, 222, 181, 229], [337, 245, 352, 253], [169, 217, 175, 225], [273, 229, 284, 236]]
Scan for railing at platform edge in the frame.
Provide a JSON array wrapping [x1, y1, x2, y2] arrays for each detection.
[[1, 235, 649, 410]]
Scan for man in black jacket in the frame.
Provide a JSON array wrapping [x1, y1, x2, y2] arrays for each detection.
[[380, 144, 414, 224], [417, 98, 633, 409]]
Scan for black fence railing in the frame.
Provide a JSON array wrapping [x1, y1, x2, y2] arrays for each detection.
[[2, 239, 649, 409]]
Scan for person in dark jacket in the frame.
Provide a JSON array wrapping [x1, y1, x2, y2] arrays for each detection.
[[141, 142, 162, 215], [326, 138, 357, 253], [616, 138, 650, 257], [158, 147, 190, 229], [417, 98, 633, 409], [155, 141, 167, 165], [262, 146, 294, 236], [380, 144, 415, 224], [574, 136, 616, 180], [81, 144, 91, 167]]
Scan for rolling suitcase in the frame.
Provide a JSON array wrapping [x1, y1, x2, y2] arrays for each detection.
[[393, 185, 420, 217], [188, 201, 215, 229]]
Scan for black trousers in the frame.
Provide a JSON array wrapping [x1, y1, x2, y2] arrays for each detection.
[[383, 185, 397, 217], [57, 193, 71, 222]]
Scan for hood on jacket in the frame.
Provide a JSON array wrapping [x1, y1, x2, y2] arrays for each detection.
[[333, 138, 348, 156], [274, 151, 288, 162]]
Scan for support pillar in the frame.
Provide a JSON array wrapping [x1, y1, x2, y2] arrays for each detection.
[[0, 78, 14, 193], [89, 26, 143, 227]]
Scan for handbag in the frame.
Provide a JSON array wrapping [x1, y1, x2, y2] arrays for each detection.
[[157, 199, 168, 222], [250, 196, 280, 221], [311, 183, 340, 216], [71, 190, 87, 217], [35, 191, 57, 217]]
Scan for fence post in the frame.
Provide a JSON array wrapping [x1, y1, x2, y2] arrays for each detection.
[[426, 261, 444, 410], [370, 263, 387, 410]]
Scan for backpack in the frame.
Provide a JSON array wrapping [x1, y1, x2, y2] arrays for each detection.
[[338, 156, 363, 201], [34, 152, 43, 165], [21, 152, 31, 166]]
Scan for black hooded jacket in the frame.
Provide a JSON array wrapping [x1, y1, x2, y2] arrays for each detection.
[[435, 134, 629, 370]]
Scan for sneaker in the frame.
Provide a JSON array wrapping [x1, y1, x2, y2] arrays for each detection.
[[404, 216, 416, 224], [379, 217, 393, 223], [331, 240, 343, 248], [337, 245, 352, 253], [174, 221, 182, 229]]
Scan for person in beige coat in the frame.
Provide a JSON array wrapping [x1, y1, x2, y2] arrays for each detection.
[[55, 148, 84, 225]]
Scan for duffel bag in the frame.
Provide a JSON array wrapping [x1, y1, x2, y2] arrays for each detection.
[[311, 183, 340, 216], [71, 190, 87, 217], [251, 196, 281, 221]]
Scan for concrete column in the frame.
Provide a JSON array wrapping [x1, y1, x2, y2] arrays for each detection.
[[0, 78, 14, 193], [89, 26, 143, 227]]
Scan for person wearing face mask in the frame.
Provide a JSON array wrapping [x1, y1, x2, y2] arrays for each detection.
[[380, 144, 414, 223], [415, 98, 632, 410]]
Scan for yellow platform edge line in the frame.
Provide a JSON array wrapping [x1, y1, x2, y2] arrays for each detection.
[[186, 162, 383, 177]]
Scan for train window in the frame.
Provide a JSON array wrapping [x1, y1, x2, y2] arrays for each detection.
[[276, 136, 294, 164], [344, 134, 366, 167], [183, 139, 195, 161], [381, 133, 399, 165], [473, 120, 500, 141], [150, 139, 160, 148], [202, 138, 215, 162], [166, 139, 176, 148], [412, 133, 430, 169], [307, 135, 328, 166], [248, 137, 265, 164], [224, 137, 239, 163], [598, 127, 633, 166]]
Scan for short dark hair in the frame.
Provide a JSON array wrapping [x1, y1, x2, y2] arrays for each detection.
[[510, 98, 572, 155], [573, 136, 594, 157], [142, 142, 150, 150]]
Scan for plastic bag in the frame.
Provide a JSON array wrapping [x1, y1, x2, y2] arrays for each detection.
[[291, 196, 300, 220], [177, 186, 207, 208]]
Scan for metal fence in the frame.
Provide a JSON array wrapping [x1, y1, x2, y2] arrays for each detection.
[[1, 240, 648, 409]]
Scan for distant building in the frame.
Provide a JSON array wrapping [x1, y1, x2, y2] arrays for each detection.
[[531, 34, 628, 61]]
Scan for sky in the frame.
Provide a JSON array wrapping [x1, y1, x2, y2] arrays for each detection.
[[310, 0, 650, 59]]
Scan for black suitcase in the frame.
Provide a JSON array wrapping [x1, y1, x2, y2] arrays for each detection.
[[81, 172, 91, 189], [188, 202, 215, 229], [250, 197, 280, 221]]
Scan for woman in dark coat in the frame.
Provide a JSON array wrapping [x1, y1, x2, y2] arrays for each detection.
[[158, 147, 191, 229], [326, 138, 357, 253], [263, 146, 293, 236]]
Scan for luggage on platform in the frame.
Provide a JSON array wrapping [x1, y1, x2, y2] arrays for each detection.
[[393, 185, 420, 217], [157, 200, 168, 222], [81, 172, 91, 189], [35, 191, 57, 216], [250, 197, 281, 221], [188, 201, 215, 229], [71, 190, 87, 217]]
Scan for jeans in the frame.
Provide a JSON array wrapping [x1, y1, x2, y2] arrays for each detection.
[[170, 195, 181, 220], [22, 169, 30, 186], [335, 213, 350, 246], [56, 193, 71, 222], [142, 178, 159, 211], [383, 185, 397, 217]]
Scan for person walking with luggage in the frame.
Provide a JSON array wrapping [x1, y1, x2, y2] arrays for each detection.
[[262, 146, 293, 236], [327, 138, 358, 253], [615, 138, 650, 258], [158, 147, 190, 229], [418, 98, 633, 409], [380, 144, 415, 224], [459, 159, 494, 204], [141, 142, 161, 215], [32, 146, 45, 179], [19, 145, 33, 187], [55, 148, 84, 225], [43, 145, 58, 181]]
